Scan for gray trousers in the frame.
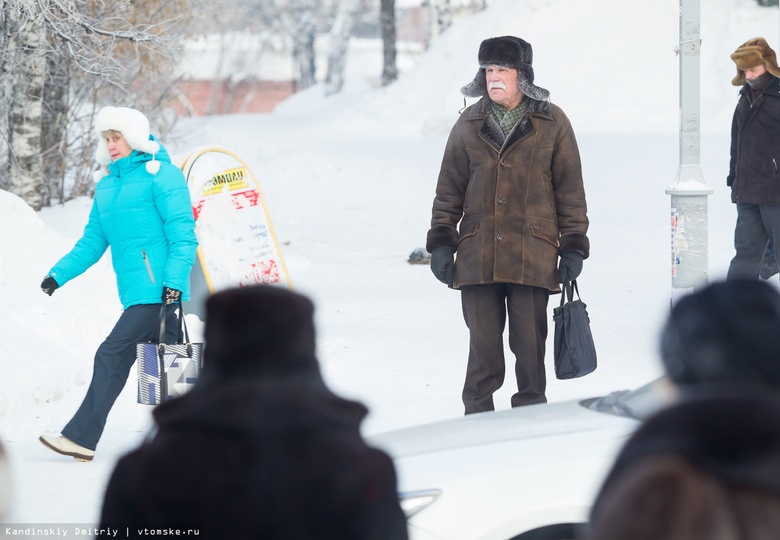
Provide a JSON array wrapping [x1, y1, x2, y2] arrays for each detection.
[[460, 283, 549, 414], [728, 203, 780, 280], [62, 303, 179, 450]]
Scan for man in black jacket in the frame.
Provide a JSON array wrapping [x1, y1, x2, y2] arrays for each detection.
[[99, 285, 408, 540], [726, 37, 780, 280]]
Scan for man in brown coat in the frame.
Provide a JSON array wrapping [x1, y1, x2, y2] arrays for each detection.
[[426, 36, 590, 414], [725, 37, 780, 280]]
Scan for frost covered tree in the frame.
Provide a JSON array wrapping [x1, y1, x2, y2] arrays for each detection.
[[261, 0, 337, 91], [184, 0, 362, 100], [324, 0, 363, 95], [0, 0, 189, 210], [222, 0, 339, 91], [381, 0, 398, 86], [421, 0, 487, 48], [293, 11, 318, 90], [4, 2, 47, 210], [436, 0, 453, 33]]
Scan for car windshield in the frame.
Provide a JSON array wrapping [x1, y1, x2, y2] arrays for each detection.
[[582, 377, 677, 420]]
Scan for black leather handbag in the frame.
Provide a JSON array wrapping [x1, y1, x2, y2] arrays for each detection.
[[553, 280, 597, 380]]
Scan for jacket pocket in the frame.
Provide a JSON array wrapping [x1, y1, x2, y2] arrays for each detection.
[[457, 218, 480, 247], [142, 250, 156, 284], [529, 218, 560, 248]]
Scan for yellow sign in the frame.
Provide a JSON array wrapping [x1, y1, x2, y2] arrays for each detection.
[[202, 166, 249, 196]]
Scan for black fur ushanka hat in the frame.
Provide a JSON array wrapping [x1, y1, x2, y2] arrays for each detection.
[[659, 279, 780, 387], [202, 284, 319, 379], [460, 36, 550, 102]]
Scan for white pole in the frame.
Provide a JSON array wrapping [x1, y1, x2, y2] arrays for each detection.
[[667, 0, 713, 305]]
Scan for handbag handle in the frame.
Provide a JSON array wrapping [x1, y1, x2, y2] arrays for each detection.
[[156, 301, 191, 345], [559, 279, 581, 307]]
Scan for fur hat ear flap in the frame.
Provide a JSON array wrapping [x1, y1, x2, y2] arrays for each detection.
[[517, 64, 550, 101], [460, 68, 487, 98], [94, 142, 111, 166], [730, 37, 780, 86]]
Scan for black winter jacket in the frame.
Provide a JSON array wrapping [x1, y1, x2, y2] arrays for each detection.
[[99, 375, 409, 540], [728, 76, 780, 204]]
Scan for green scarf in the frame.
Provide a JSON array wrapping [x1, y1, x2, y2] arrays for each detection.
[[491, 98, 529, 136]]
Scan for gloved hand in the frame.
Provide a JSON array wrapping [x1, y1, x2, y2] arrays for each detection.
[[162, 286, 182, 304], [557, 251, 584, 283], [430, 246, 455, 286], [41, 276, 59, 296]]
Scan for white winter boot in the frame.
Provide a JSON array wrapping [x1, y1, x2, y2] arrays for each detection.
[[39, 434, 95, 462]]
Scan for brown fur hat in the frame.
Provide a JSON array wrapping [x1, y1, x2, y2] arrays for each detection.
[[730, 37, 780, 86], [461, 36, 550, 101]]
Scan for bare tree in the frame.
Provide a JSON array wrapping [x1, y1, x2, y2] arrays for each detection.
[[264, 0, 336, 91], [381, 0, 398, 86], [420, 0, 488, 49], [5, 1, 47, 210], [325, 0, 363, 95], [293, 1, 319, 90], [436, 0, 453, 33], [255, 0, 370, 95], [0, 0, 190, 210]]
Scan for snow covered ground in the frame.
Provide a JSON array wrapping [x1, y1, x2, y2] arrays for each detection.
[[1, 0, 778, 531]]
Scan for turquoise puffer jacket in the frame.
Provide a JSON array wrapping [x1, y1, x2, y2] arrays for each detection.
[[49, 138, 198, 309]]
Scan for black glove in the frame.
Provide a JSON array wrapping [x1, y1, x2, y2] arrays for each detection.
[[557, 251, 584, 283], [41, 276, 59, 296], [430, 246, 455, 286], [162, 286, 182, 304]]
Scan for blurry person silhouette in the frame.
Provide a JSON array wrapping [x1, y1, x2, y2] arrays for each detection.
[[99, 285, 409, 540], [588, 393, 780, 540], [585, 279, 780, 539], [659, 279, 780, 395]]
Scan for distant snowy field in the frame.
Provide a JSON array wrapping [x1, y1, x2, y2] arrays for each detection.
[[0, 0, 777, 527]]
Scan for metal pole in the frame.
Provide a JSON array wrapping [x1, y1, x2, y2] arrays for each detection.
[[667, 0, 713, 305]]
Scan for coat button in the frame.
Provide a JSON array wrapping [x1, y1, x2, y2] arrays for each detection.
[[500, 161, 506, 167], [496, 234, 504, 241], [497, 197, 505, 204]]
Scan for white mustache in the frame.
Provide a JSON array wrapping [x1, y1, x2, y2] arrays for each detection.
[[488, 81, 507, 90]]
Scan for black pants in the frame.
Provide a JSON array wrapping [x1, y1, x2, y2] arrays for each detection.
[[61, 303, 179, 450], [460, 283, 549, 414], [728, 203, 780, 280]]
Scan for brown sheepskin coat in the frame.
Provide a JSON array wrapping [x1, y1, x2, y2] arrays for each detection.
[[426, 96, 590, 292]]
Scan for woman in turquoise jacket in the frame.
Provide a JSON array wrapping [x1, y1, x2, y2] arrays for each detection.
[[38, 106, 198, 461]]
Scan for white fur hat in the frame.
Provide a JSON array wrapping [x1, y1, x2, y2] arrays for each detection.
[[93, 106, 161, 181]]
